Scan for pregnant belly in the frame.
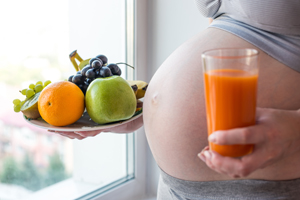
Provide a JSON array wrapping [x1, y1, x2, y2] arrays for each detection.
[[143, 28, 300, 181], [143, 56, 223, 181]]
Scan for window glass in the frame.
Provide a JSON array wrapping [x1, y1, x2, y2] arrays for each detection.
[[0, 0, 135, 199]]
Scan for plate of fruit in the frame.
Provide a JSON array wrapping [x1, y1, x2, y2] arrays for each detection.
[[13, 50, 147, 132], [24, 108, 143, 132]]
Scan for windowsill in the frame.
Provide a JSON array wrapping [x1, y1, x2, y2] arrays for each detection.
[[20, 177, 156, 200], [20, 178, 107, 200]]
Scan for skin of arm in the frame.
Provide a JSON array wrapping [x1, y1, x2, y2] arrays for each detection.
[[198, 107, 300, 178], [50, 113, 143, 140]]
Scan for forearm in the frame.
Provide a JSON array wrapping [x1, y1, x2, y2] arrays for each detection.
[[105, 114, 144, 133]]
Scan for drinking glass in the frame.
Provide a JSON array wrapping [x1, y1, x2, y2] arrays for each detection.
[[202, 48, 259, 157]]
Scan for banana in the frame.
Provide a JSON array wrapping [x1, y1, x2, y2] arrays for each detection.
[[131, 84, 138, 96], [127, 80, 148, 99], [69, 50, 80, 71], [78, 58, 91, 70], [69, 50, 90, 71]]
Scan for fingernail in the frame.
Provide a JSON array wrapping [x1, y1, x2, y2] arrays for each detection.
[[204, 151, 211, 160], [198, 153, 206, 162], [74, 132, 85, 137], [208, 134, 216, 143], [74, 131, 82, 136]]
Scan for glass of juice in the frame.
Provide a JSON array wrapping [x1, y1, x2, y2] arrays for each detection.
[[202, 48, 259, 157]]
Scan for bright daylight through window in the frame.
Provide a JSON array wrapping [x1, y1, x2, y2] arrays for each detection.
[[0, 0, 136, 199]]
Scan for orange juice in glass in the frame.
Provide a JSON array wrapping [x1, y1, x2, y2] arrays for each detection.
[[202, 48, 259, 157]]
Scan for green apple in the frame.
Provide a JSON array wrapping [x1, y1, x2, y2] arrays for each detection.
[[85, 76, 137, 124]]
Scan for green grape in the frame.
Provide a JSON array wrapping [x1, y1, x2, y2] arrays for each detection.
[[26, 89, 35, 98], [20, 101, 25, 106], [29, 84, 35, 89], [21, 89, 27, 95], [36, 81, 43, 86], [14, 104, 21, 112], [35, 84, 43, 93], [44, 80, 51, 87], [13, 99, 21, 105]]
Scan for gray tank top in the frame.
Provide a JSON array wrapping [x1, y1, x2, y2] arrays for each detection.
[[194, 0, 300, 73], [194, 0, 300, 35]]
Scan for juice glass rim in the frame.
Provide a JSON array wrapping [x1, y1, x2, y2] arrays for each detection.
[[202, 48, 259, 60]]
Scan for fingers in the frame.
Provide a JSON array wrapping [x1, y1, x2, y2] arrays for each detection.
[[48, 130, 94, 140], [46, 113, 143, 140], [208, 107, 267, 145], [198, 145, 270, 178], [208, 125, 266, 145], [204, 150, 241, 177], [74, 130, 102, 137], [59, 132, 86, 140], [60, 132, 85, 140], [198, 107, 297, 178]]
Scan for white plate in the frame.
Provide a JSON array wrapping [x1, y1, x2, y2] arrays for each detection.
[[24, 111, 143, 132]]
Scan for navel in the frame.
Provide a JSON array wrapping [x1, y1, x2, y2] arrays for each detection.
[[151, 93, 159, 105]]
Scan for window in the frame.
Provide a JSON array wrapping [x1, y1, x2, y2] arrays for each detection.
[[0, 0, 72, 197], [0, 0, 148, 199]]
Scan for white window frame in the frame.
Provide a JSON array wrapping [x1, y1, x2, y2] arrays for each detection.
[[91, 1, 149, 199]]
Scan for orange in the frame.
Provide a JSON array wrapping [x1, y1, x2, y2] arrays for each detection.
[[38, 81, 85, 126]]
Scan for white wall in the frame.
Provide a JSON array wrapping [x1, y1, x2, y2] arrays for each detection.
[[145, 0, 209, 80], [143, 0, 209, 197]]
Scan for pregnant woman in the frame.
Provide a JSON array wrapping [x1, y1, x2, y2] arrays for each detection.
[[56, 1, 300, 199]]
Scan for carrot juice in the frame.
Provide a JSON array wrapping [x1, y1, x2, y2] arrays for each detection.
[[204, 69, 258, 157]]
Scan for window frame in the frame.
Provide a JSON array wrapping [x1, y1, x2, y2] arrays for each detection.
[[90, 0, 150, 199]]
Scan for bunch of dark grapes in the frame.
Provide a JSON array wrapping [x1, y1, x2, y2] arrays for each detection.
[[68, 54, 122, 95]]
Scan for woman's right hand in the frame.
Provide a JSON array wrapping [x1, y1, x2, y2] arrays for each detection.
[[50, 113, 144, 140], [198, 107, 300, 178]]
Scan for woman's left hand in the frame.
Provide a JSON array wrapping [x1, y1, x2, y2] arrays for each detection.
[[49, 113, 144, 140], [198, 107, 300, 178]]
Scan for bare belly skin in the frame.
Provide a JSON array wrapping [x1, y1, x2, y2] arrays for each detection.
[[143, 28, 300, 181]]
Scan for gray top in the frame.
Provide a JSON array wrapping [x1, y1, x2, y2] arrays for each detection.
[[194, 0, 300, 73], [158, 168, 300, 199], [195, 0, 300, 35]]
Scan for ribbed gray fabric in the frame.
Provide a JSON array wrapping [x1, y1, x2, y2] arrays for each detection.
[[194, 0, 300, 73], [194, 0, 300, 35], [210, 15, 300, 73], [158, 169, 300, 200], [195, 0, 221, 18]]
